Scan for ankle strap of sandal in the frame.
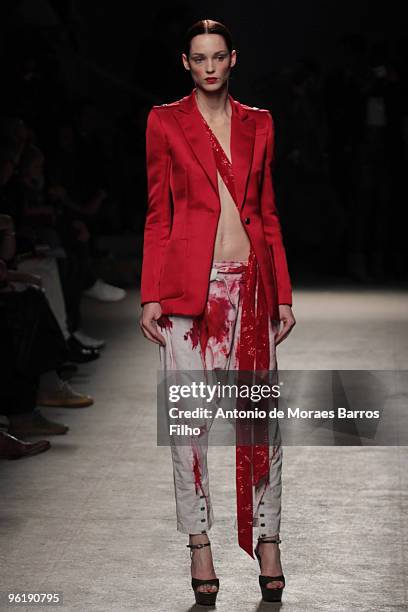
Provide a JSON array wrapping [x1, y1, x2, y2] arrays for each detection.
[[257, 537, 282, 544], [186, 542, 211, 550], [187, 541, 211, 558]]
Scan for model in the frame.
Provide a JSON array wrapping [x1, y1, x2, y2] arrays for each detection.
[[139, 18, 296, 606]]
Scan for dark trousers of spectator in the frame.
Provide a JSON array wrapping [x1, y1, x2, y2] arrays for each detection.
[[57, 217, 97, 333], [0, 286, 67, 419], [58, 246, 96, 333]]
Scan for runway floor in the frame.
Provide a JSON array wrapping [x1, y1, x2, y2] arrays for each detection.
[[1, 287, 407, 612]]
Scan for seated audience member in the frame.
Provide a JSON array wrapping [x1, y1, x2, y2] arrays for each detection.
[[0, 217, 94, 413], [48, 183, 125, 326], [48, 120, 126, 304], [0, 156, 101, 363], [20, 139, 125, 333], [0, 256, 67, 436], [0, 141, 102, 355]]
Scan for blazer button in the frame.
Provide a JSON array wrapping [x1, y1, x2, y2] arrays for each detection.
[[244, 217, 250, 225]]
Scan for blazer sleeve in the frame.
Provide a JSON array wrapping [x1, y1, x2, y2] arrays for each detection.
[[260, 111, 293, 306], [140, 108, 173, 306]]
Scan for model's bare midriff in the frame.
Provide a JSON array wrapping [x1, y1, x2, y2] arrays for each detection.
[[209, 119, 251, 264]]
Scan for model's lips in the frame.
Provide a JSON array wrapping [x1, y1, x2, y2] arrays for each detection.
[[205, 78, 218, 83]]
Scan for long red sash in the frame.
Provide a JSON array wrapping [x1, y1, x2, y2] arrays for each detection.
[[201, 115, 271, 558]]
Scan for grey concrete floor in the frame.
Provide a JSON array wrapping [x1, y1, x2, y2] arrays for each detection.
[[1, 287, 407, 612]]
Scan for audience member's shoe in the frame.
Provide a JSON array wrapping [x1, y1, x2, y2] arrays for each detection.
[[73, 329, 106, 349], [66, 336, 100, 363], [0, 431, 51, 459], [8, 412, 69, 437], [37, 380, 94, 408], [83, 279, 127, 302], [57, 362, 78, 380]]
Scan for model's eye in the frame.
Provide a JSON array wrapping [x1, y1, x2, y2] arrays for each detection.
[[194, 58, 203, 63], [217, 56, 226, 61]]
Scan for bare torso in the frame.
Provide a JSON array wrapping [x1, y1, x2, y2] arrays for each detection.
[[205, 115, 251, 264]]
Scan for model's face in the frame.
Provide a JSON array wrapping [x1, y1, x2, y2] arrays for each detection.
[[182, 34, 236, 91]]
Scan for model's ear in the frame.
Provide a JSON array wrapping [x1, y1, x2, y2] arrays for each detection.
[[182, 53, 190, 71], [230, 49, 237, 68]]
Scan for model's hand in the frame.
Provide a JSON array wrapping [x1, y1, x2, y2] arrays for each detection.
[[139, 302, 166, 346], [275, 305, 296, 346]]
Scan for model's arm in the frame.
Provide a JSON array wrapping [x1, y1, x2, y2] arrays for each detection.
[[140, 108, 173, 306], [260, 111, 292, 307], [139, 108, 171, 346], [260, 111, 295, 345]]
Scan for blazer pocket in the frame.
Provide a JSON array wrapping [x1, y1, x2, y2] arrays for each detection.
[[159, 238, 187, 299]]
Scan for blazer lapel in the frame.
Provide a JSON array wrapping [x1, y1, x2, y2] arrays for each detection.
[[174, 90, 219, 196], [174, 88, 256, 211], [230, 97, 256, 211]]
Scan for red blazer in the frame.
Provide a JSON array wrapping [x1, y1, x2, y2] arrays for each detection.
[[140, 87, 292, 320]]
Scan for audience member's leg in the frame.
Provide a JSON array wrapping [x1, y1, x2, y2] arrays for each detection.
[[58, 252, 82, 334], [17, 255, 70, 339]]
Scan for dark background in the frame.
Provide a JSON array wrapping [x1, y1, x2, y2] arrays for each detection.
[[1, 0, 407, 287]]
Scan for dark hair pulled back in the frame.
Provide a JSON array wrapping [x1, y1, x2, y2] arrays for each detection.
[[184, 19, 233, 57]]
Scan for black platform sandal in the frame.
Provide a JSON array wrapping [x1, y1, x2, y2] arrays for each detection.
[[186, 541, 219, 607], [254, 536, 286, 603]]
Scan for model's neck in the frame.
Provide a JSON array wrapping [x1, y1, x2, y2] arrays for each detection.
[[194, 85, 231, 123]]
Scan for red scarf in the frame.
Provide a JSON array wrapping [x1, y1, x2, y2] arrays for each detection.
[[201, 115, 271, 559]]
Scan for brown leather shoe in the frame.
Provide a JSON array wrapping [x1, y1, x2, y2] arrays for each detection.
[[8, 411, 69, 437], [37, 381, 93, 408], [0, 431, 51, 459]]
